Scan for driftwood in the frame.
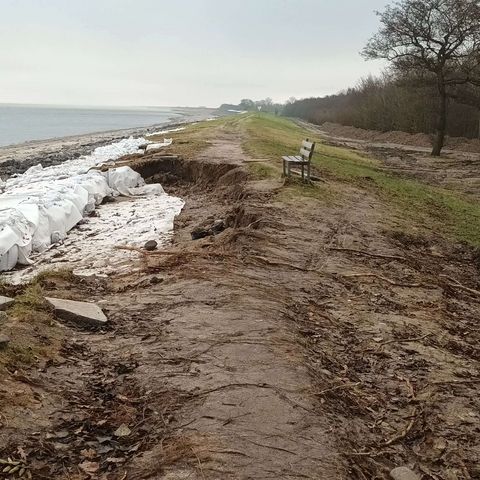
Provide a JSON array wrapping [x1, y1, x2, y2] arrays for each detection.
[[328, 247, 405, 262], [114, 245, 229, 258], [380, 333, 432, 346], [115, 245, 183, 256], [342, 272, 427, 288], [384, 407, 418, 446], [440, 274, 480, 296]]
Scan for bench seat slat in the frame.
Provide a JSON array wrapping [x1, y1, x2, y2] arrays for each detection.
[[282, 155, 308, 163]]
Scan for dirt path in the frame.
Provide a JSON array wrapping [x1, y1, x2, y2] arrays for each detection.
[[1, 123, 479, 479], [120, 131, 346, 478]]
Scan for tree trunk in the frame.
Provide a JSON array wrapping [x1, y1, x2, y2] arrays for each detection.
[[432, 79, 447, 157], [478, 108, 480, 140]]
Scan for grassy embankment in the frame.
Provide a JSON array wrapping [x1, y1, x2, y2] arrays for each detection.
[[242, 113, 480, 247], [151, 112, 480, 245]]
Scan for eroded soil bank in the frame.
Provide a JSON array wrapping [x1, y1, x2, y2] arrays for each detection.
[[0, 116, 479, 479]]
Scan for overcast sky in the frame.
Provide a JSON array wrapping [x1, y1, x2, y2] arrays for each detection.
[[0, 0, 388, 107]]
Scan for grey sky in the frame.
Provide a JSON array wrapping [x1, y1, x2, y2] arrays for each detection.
[[0, 0, 388, 107]]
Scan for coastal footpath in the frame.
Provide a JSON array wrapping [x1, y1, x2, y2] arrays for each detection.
[[0, 114, 479, 479]]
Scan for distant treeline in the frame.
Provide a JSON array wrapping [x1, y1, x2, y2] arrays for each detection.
[[219, 98, 282, 115], [283, 75, 480, 139]]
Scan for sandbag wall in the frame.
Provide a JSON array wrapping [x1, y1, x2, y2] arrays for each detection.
[[0, 137, 170, 272]]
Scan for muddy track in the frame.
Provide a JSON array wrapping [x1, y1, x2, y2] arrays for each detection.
[[1, 128, 479, 479]]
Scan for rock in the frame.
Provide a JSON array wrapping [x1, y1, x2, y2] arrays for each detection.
[[191, 218, 226, 240], [0, 334, 10, 348], [46, 297, 108, 328], [144, 240, 158, 251], [114, 424, 131, 437], [390, 467, 421, 480], [0, 295, 14, 311], [191, 226, 210, 240], [0, 311, 8, 322], [211, 219, 225, 234], [150, 276, 163, 285]]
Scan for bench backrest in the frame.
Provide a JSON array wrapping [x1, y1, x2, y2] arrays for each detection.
[[300, 139, 315, 162]]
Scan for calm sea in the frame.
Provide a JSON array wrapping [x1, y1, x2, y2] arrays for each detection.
[[0, 104, 186, 147]]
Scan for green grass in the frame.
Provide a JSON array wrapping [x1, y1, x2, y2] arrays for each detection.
[[8, 284, 54, 325], [239, 113, 480, 246], [0, 283, 60, 372], [247, 161, 279, 179]]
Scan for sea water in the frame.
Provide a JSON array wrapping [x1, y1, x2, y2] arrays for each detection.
[[0, 104, 185, 147]]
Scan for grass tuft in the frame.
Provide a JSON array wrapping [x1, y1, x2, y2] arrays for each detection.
[[9, 284, 54, 325], [32, 267, 75, 286]]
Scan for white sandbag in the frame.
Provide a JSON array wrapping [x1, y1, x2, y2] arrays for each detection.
[[105, 166, 144, 196], [71, 171, 112, 205], [104, 166, 164, 197], [127, 184, 165, 196], [0, 244, 18, 271], [0, 136, 173, 271], [0, 208, 36, 268], [145, 139, 173, 152]]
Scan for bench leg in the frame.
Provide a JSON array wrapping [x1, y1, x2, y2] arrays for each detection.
[[307, 162, 311, 182], [301, 164, 305, 181], [282, 159, 286, 177]]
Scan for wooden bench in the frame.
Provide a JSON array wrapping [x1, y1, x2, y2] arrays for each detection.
[[282, 139, 315, 182]]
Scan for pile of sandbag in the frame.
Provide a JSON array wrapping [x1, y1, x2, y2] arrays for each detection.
[[0, 136, 170, 272]]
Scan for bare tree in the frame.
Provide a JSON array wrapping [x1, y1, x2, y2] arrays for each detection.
[[363, 0, 480, 156]]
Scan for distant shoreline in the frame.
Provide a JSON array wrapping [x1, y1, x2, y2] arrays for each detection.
[[0, 107, 221, 179], [0, 106, 216, 149]]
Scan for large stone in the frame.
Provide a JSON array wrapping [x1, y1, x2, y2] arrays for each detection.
[[144, 240, 158, 251], [390, 467, 421, 480], [0, 334, 10, 349], [0, 295, 14, 311], [46, 297, 108, 328]]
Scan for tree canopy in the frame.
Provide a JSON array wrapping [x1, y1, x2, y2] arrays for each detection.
[[363, 0, 480, 155]]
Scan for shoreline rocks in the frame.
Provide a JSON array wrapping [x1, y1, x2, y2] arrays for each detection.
[[46, 297, 108, 328], [0, 295, 14, 311]]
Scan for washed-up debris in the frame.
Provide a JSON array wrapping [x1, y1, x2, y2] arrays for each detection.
[[79, 460, 100, 475], [46, 297, 108, 328], [0, 457, 31, 478], [0, 295, 14, 311], [46, 430, 70, 440]]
